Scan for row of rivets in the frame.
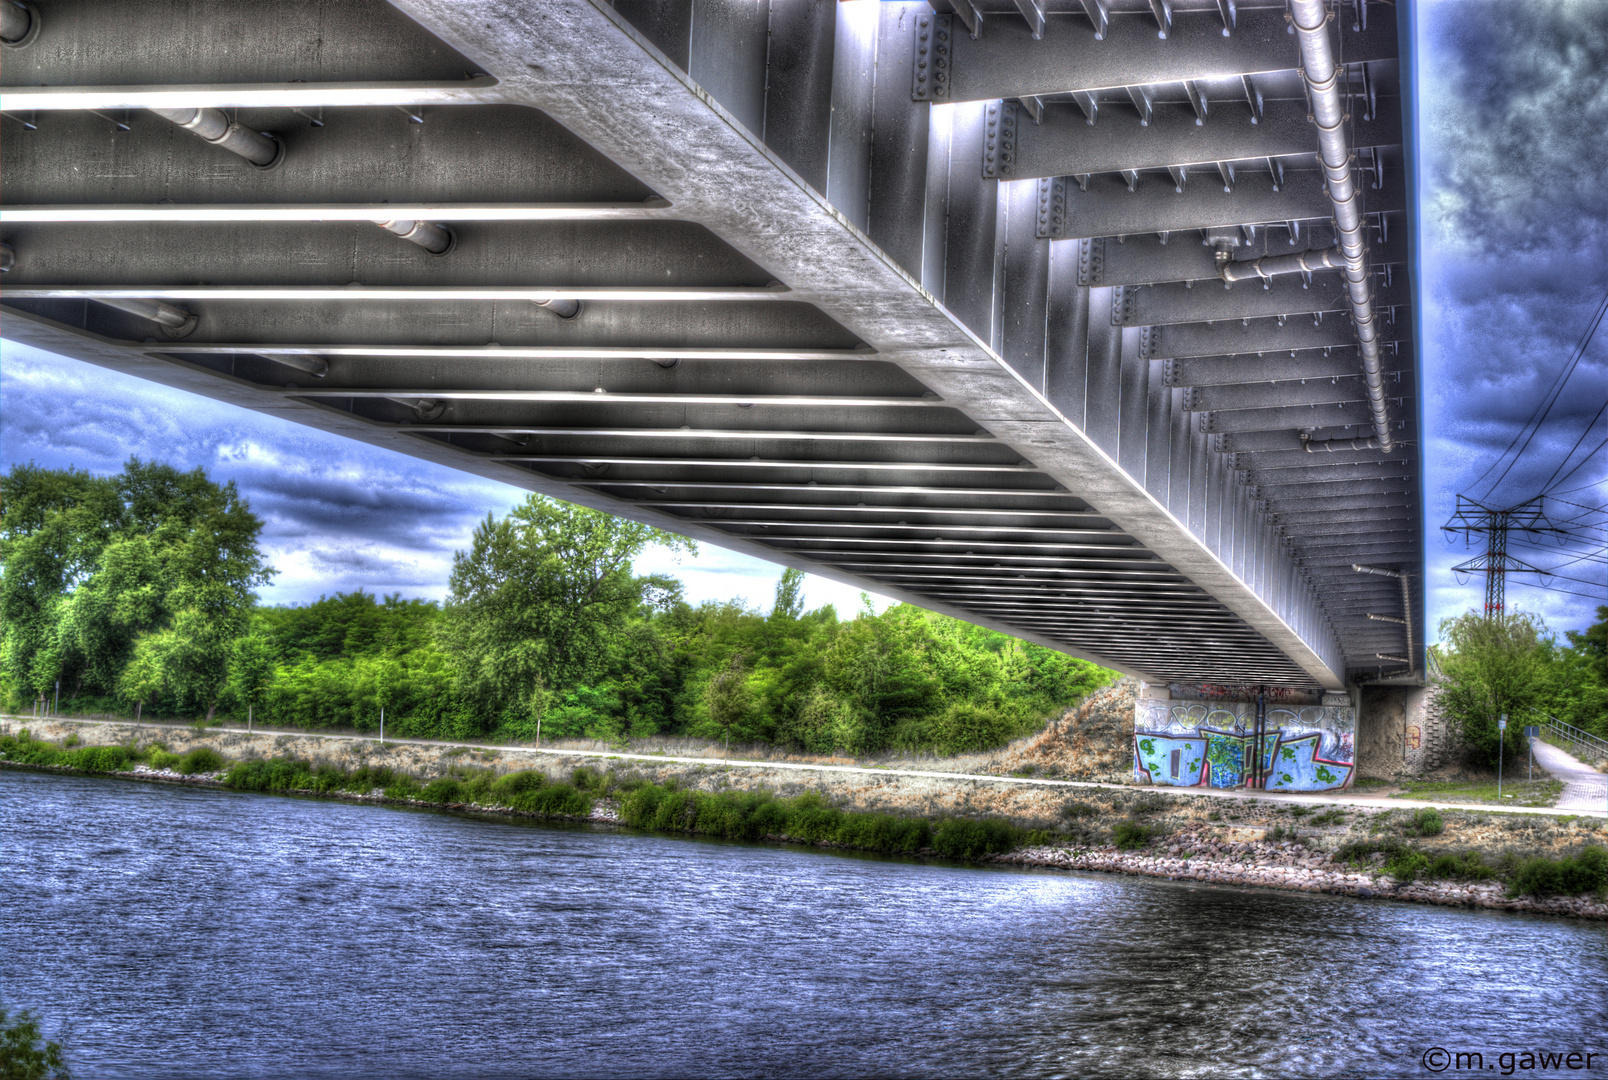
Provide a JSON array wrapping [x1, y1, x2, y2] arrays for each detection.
[[911, 15, 951, 101]]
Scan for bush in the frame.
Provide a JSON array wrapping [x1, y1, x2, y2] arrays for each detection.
[[1384, 849, 1430, 882], [146, 749, 182, 771], [58, 746, 130, 773], [617, 782, 937, 855], [0, 1003, 71, 1080], [1405, 808, 1445, 837], [420, 777, 465, 804], [490, 770, 546, 802], [932, 817, 1018, 859], [223, 758, 314, 792], [506, 782, 590, 817], [1112, 821, 1156, 850], [176, 747, 225, 775], [1426, 851, 1499, 882], [1060, 801, 1097, 819], [1508, 846, 1608, 898]]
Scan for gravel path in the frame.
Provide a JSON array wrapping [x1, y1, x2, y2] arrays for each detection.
[[1531, 737, 1608, 814]]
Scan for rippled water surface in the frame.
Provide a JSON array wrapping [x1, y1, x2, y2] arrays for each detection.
[[4, 769, 1606, 1078]]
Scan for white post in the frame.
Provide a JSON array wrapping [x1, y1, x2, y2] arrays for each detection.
[[53, 680, 59, 717], [1498, 713, 1507, 798], [248, 704, 252, 734], [380, 706, 384, 745]]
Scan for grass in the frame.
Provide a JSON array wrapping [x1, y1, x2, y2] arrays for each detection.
[[1112, 821, 1157, 850], [1390, 777, 1563, 808], [615, 781, 1038, 861]]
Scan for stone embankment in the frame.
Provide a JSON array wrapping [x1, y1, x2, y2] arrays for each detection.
[[993, 835, 1608, 919]]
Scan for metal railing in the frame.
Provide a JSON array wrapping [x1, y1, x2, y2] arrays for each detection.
[[1536, 713, 1608, 764]]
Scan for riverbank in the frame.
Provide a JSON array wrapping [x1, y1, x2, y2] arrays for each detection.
[[5, 717, 1606, 918], [993, 838, 1608, 919]]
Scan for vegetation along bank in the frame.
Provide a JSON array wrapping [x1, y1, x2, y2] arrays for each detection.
[[7, 718, 1605, 920]]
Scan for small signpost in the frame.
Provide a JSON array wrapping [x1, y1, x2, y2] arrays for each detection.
[[1498, 715, 1507, 798], [1524, 725, 1540, 781]]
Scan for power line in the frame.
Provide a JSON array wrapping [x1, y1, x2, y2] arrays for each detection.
[[1547, 480, 1608, 499], [1541, 435, 1607, 496], [1507, 578, 1606, 603], [1471, 285, 1608, 503]]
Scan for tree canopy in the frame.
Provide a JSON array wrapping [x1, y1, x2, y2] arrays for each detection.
[[1, 460, 272, 717], [0, 463, 1116, 753]]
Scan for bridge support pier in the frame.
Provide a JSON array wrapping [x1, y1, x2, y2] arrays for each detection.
[[1133, 682, 1360, 792]]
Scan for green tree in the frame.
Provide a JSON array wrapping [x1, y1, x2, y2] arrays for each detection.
[[117, 637, 167, 720], [770, 567, 805, 621], [436, 494, 695, 731], [0, 465, 123, 706], [0, 1002, 72, 1080], [1, 461, 272, 716], [1437, 610, 1552, 766], [1551, 606, 1607, 737], [706, 651, 753, 757], [228, 631, 277, 725]]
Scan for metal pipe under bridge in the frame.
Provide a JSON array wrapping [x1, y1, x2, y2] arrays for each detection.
[[0, 0, 1424, 693]]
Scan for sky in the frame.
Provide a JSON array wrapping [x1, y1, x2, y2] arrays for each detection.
[[1418, 0, 1607, 636], [0, 341, 889, 617], [1, 0, 1603, 639]]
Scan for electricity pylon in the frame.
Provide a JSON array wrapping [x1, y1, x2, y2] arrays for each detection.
[[1442, 496, 1558, 617]]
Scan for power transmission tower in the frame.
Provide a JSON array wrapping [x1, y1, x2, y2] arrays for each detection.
[[1442, 496, 1561, 617]]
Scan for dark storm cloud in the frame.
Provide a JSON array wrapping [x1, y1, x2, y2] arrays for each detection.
[[1426, 0, 1608, 256], [1422, 0, 1608, 633], [0, 342, 525, 603]]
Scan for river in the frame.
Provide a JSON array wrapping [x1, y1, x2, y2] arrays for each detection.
[[4, 769, 1605, 1078]]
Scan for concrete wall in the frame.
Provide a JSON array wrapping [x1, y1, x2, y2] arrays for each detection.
[[1355, 682, 1460, 779], [1133, 696, 1355, 791]]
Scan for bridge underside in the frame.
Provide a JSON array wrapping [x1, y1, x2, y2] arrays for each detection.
[[0, 0, 1424, 689]]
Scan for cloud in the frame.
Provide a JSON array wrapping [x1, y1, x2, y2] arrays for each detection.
[[1, 342, 874, 612], [1420, 0, 1608, 637]]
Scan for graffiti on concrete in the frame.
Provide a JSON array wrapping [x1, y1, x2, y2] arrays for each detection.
[[1134, 698, 1355, 791]]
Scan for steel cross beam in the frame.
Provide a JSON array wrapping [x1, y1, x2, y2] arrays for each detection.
[[0, 0, 1422, 689]]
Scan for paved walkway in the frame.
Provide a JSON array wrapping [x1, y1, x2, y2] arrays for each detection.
[[12, 714, 1607, 818], [1530, 737, 1608, 814]]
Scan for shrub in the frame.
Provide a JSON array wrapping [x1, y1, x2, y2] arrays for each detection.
[[569, 766, 602, 792], [177, 747, 225, 775], [59, 746, 130, 773], [506, 782, 590, 817], [1060, 801, 1097, 819], [932, 817, 1018, 859], [490, 770, 546, 802], [146, 749, 183, 771], [383, 776, 424, 800], [0, 1003, 71, 1080], [223, 758, 315, 792], [1508, 846, 1608, 898], [62, 733, 81, 748], [1426, 851, 1499, 882], [1405, 808, 1445, 837], [1112, 821, 1156, 850], [786, 794, 844, 843], [420, 778, 465, 804], [1384, 849, 1430, 882]]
